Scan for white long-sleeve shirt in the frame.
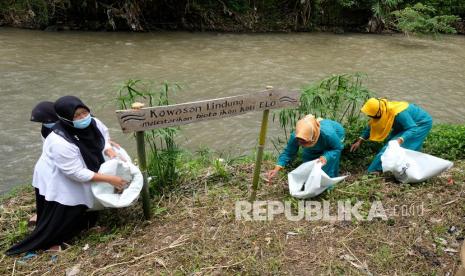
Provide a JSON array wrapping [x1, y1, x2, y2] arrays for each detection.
[[32, 118, 111, 208]]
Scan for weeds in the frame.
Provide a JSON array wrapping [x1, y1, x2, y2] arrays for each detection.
[[0, 159, 464, 274], [211, 158, 230, 181], [423, 124, 465, 160], [274, 72, 372, 137], [0, 185, 34, 249]]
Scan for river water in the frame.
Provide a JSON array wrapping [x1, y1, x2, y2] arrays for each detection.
[[1, 27, 464, 193]]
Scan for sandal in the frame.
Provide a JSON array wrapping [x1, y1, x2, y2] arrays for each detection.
[[28, 214, 37, 227], [45, 243, 69, 253], [45, 245, 63, 253]]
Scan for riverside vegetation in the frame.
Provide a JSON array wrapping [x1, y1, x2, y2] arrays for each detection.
[[1, 73, 464, 274], [0, 0, 464, 35]]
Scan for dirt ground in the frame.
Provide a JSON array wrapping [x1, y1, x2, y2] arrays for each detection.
[[1, 161, 464, 275]]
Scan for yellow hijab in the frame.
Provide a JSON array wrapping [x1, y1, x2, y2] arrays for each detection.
[[361, 98, 409, 142], [295, 114, 321, 147]]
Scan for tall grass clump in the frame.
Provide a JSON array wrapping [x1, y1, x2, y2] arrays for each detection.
[[274, 73, 372, 139], [275, 73, 372, 135], [116, 80, 182, 194]]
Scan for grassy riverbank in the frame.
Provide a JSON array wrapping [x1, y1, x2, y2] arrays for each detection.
[[1, 156, 464, 274]]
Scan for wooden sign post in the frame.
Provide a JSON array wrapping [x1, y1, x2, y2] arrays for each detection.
[[117, 89, 300, 218]]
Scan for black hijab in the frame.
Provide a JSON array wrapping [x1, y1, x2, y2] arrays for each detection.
[[52, 96, 105, 172], [31, 101, 59, 138]]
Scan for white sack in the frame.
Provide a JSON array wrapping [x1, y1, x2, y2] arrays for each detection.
[[108, 146, 132, 163], [288, 160, 347, 199], [381, 140, 453, 183], [91, 147, 143, 209]]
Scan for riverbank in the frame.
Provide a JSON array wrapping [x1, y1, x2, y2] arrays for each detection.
[[1, 0, 464, 34], [1, 157, 464, 274]]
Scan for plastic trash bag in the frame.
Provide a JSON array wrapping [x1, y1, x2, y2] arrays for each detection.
[[381, 140, 453, 183], [108, 146, 132, 163], [288, 160, 347, 199], [91, 147, 143, 209]]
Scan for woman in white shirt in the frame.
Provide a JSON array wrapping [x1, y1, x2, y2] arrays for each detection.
[[7, 96, 127, 255], [29, 101, 59, 225]]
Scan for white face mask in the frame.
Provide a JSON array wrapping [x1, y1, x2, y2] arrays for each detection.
[[72, 114, 92, 129], [58, 113, 92, 129]]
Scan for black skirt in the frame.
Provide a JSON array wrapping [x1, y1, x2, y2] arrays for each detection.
[[6, 198, 98, 256], [35, 188, 45, 222]]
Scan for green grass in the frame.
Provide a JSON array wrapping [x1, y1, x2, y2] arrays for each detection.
[[0, 159, 464, 274]]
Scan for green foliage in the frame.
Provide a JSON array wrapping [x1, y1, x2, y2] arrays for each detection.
[[0, 185, 34, 249], [423, 124, 465, 160], [0, 0, 49, 27], [146, 128, 181, 194], [116, 80, 182, 194], [273, 73, 373, 146], [408, 0, 465, 17], [179, 147, 210, 176], [372, 0, 402, 23], [340, 120, 383, 172], [211, 158, 231, 181], [178, 148, 238, 184], [373, 245, 395, 268], [325, 173, 384, 202], [392, 3, 460, 35], [228, 0, 251, 13], [1, 220, 28, 250]]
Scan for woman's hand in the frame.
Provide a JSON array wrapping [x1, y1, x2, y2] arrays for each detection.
[[92, 173, 128, 191], [318, 156, 327, 165], [106, 175, 128, 191], [104, 147, 127, 162], [104, 143, 128, 162], [266, 166, 282, 183], [104, 147, 118, 159], [350, 138, 363, 152], [109, 140, 121, 149]]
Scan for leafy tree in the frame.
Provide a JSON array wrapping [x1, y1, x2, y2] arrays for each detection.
[[369, 0, 402, 32], [392, 3, 459, 36]]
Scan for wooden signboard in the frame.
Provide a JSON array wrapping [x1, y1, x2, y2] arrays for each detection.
[[117, 88, 300, 219], [116, 89, 300, 133]]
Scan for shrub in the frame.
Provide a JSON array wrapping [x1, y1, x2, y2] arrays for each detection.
[[392, 3, 460, 36], [274, 73, 373, 138], [340, 120, 383, 172], [0, 0, 49, 27], [423, 124, 465, 160]]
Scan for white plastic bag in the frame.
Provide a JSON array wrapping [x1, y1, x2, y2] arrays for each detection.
[[381, 140, 453, 183], [107, 146, 132, 163], [91, 147, 143, 209], [288, 160, 347, 199]]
